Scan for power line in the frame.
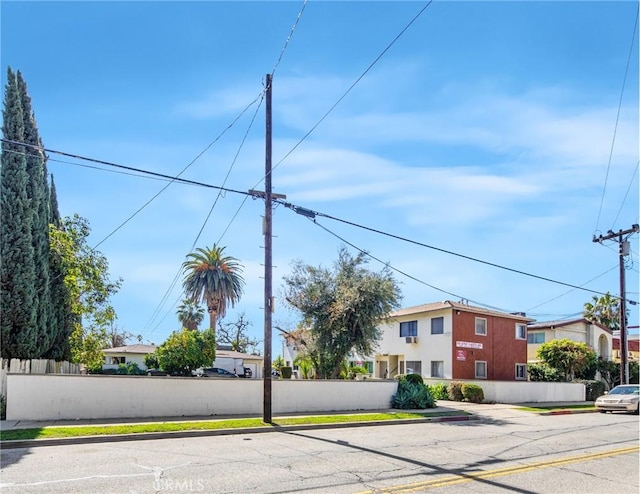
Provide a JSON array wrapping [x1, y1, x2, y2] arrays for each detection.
[[270, 0, 308, 78], [612, 160, 639, 228], [280, 199, 634, 301], [0, 138, 251, 196], [594, 4, 639, 234], [144, 93, 267, 335], [270, 1, 434, 175], [525, 265, 619, 312], [310, 217, 520, 315]]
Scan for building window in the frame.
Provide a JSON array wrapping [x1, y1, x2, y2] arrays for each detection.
[[475, 318, 487, 336], [515, 323, 527, 340], [475, 361, 487, 379], [405, 360, 422, 375], [400, 320, 418, 337], [527, 332, 545, 344], [431, 317, 444, 335], [431, 361, 444, 378], [515, 363, 526, 380]]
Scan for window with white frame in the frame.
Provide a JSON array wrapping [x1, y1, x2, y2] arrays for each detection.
[[515, 323, 527, 340], [430, 361, 444, 378], [515, 363, 526, 380], [400, 320, 418, 337], [405, 360, 422, 375], [475, 317, 487, 336], [431, 317, 444, 335], [475, 361, 487, 379], [527, 332, 545, 344]]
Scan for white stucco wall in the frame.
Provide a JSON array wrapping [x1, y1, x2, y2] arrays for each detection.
[[423, 379, 585, 403], [5, 374, 399, 421], [377, 309, 453, 378]]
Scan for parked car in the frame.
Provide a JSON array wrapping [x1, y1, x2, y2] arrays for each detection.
[[595, 384, 639, 414], [192, 367, 239, 378], [146, 369, 168, 376]]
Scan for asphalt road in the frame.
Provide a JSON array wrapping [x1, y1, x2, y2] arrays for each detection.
[[0, 407, 638, 493]]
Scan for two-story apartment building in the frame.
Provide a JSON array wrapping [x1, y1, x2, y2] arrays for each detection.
[[526, 318, 612, 362], [375, 300, 532, 381]]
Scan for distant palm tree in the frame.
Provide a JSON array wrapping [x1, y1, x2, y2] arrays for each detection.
[[176, 299, 205, 330], [182, 245, 245, 337]]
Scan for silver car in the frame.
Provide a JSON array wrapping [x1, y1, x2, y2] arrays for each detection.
[[595, 384, 639, 414]]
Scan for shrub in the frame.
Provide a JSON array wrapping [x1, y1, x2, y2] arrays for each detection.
[[281, 366, 292, 379], [574, 379, 605, 401], [404, 373, 424, 386], [447, 381, 464, 401], [461, 383, 484, 403], [429, 382, 449, 400], [527, 362, 563, 382], [0, 395, 6, 420], [391, 380, 435, 409], [117, 362, 146, 375]]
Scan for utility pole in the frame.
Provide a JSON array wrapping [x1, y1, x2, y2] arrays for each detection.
[[593, 224, 639, 385], [263, 73, 273, 423]]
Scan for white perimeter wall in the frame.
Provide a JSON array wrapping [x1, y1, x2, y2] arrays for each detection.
[[6, 375, 398, 421], [423, 379, 585, 403], [6, 375, 586, 421]]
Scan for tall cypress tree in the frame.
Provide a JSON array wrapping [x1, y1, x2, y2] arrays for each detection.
[[17, 71, 53, 355], [0, 67, 38, 358]]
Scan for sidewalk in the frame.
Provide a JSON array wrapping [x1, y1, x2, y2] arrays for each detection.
[[1, 401, 595, 431], [0, 401, 596, 449]]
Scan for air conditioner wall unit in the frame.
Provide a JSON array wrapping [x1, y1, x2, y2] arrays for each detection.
[[405, 336, 418, 344]]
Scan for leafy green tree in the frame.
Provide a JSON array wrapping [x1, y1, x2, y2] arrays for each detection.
[[217, 312, 260, 354], [154, 328, 217, 376], [182, 245, 245, 337], [176, 299, 205, 330], [144, 352, 160, 370], [1, 67, 38, 358], [583, 292, 620, 331], [49, 214, 122, 367], [272, 355, 285, 374], [283, 247, 401, 379], [536, 338, 597, 382]]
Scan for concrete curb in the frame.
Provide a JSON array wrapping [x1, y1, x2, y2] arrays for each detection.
[[0, 414, 478, 450], [538, 408, 598, 416]]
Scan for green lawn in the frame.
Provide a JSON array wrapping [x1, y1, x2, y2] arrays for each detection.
[[0, 411, 468, 441]]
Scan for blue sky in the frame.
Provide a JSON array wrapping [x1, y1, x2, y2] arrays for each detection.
[[2, 1, 638, 353]]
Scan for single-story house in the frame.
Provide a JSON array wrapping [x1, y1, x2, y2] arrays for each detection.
[[103, 344, 157, 370]]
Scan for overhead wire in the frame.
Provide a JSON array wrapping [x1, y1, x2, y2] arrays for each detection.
[[91, 91, 265, 250], [268, 1, 434, 178], [310, 217, 518, 315], [145, 92, 266, 335], [594, 4, 639, 234], [278, 198, 633, 302], [145, 0, 309, 335], [6, 136, 630, 319], [612, 160, 639, 227]]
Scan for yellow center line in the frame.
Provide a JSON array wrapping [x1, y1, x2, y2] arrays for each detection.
[[356, 445, 639, 494]]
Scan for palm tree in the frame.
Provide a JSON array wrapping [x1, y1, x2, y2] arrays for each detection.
[[181, 245, 245, 337], [176, 299, 205, 330], [584, 292, 620, 331]]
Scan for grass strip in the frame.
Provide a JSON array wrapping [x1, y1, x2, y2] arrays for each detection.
[[517, 405, 595, 412], [0, 411, 466, 441]]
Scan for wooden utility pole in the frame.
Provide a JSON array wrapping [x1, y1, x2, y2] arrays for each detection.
[[593, 224, 639, 385], [263, 73, 273, 423]]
